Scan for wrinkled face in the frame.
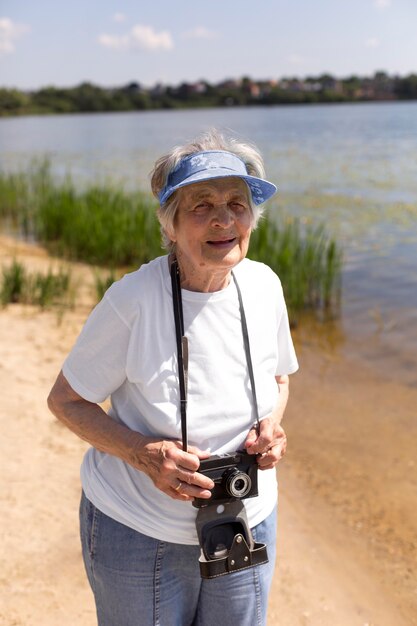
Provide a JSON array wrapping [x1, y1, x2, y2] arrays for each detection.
[[168, 178, 253, 279]]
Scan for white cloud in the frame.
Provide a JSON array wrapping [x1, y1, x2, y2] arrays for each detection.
[[98, 33, 128, 49], [182, 26, 218, 40], [130, 25, 173, 50], [113, 13, 127, 23], [373, 0, 391, 9], [0, 17, 30, 56], [98, 24, 173, 51], [365, 37, 380, 48]]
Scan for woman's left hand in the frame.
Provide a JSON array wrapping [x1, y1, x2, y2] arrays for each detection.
[[244, 418, 287, 470]]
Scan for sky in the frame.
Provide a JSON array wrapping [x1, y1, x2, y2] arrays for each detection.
[[1, 0, 416, 90]]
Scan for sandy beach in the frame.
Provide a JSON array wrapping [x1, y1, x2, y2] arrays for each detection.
[[1, 234, 416, 626]]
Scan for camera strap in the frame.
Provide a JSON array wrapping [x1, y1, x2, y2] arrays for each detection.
[[170, 258, 189, 452], [170, 258, 269, 579], [170, 258, 260, 452], [231, 268, 261, 432]]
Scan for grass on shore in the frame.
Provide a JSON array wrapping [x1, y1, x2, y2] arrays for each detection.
[[249, 217, 342, 317], [0, 163, 342, 317], [0, 259, 73, 308], [0, 161, 161, 266]]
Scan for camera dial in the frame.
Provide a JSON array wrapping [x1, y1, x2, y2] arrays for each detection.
[[223, 468, 252, 499]]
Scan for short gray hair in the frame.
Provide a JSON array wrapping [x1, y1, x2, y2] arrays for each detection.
[[150, 129, 269, 250]]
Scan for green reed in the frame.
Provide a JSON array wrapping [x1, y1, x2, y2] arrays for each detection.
[[0, 259, 26, 304], [28, 267, 72, 308], [1, 259, 73, 308], [36, 183, 162, 266], [0, 164, 343, 316], [249, 216, 342, 319], [0, 160, 52, 237], [0, 163, 162, 266]]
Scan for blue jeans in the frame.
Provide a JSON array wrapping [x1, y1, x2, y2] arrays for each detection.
[[80, 492, 277, 626]]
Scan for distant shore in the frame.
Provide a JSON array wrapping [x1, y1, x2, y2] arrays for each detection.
[[1, 71, 417, 117]]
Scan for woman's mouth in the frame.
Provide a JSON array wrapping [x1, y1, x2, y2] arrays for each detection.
[[206, 237, 237, 248]]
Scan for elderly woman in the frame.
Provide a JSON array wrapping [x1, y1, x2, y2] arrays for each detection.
[[48, 129, 298, 626]]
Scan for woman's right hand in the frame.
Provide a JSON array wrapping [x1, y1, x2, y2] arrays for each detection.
[[128, 435, 215, 502], [48, 371, 213, 502]]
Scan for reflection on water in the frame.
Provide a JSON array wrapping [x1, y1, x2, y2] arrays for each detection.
[[0, 102, 416, 383]]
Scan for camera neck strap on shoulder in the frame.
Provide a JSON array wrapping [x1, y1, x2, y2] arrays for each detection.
[[170, 259, 260, 453], [170, 259, 189, 452]]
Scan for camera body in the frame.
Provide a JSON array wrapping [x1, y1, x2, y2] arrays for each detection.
[[193, 450, 258, 508]]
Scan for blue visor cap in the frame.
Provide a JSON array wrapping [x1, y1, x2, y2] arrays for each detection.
[[158, 150, 277, 206]]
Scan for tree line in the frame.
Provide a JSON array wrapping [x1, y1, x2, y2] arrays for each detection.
[[1, 72, 417, 116]]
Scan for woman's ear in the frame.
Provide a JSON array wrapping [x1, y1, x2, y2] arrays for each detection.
[[166, 226, 176, 243]]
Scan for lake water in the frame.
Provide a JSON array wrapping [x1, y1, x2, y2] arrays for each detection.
[[1, 102, 416, 384]]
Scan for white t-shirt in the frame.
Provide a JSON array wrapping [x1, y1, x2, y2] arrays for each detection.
[[63, 255, 298, 544]]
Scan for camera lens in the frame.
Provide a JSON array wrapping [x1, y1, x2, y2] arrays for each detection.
[[224, 470, 252, 498]]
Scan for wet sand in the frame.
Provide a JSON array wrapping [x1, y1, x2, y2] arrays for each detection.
[[1, 235, 416, 625], [273, 337, 417, 625]]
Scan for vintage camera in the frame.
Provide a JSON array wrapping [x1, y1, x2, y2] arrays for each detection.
[[193, 450, 268, 578], [193, 450, 258, 509]]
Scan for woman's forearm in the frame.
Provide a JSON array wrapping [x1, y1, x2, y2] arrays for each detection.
[[273, 374, 290, 425], [47, 371, 142, 465], [47, 371, 213, 501]]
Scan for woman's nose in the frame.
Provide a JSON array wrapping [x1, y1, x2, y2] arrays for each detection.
[[212, 204, 233, 227]]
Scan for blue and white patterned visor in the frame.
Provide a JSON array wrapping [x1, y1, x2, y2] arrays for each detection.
[[158, 150, 277, 206]]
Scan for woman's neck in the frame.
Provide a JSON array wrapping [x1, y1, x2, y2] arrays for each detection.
[[169, 253, 232, 293]]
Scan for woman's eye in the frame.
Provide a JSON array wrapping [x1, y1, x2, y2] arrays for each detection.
[[230, 202, 246, 212], [194, 202, 210, 212]]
